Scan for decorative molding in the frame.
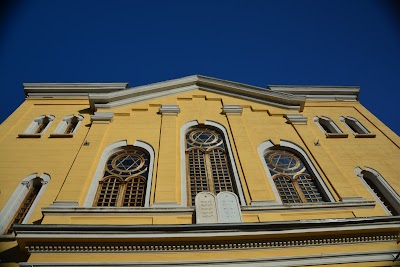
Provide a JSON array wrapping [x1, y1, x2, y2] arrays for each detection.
[[340, 196, 368, 203], [18, 250, 400, 266], [284, 114, 308, 125], [243, 200, 375, 211], [14, 216, 400, 239], [41, 200, 375, 215], [222, 105, 243, 115], [25, 233, 397, 254], [88, 75, 305, 111], [90, 112, 114, 123], [159, 105, 180, 116], [150, 202, 181, 208], [48, 201, 79, 208], [269, 85, 360, 101], [24, 83, 128, 98]]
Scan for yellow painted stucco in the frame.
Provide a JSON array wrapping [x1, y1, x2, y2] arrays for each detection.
[[1, 84, 399, 266]]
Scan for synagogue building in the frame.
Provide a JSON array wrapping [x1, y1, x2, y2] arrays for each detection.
[[0, 75, 399, 266]]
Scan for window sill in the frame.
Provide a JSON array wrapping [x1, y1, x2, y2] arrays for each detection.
[[41, 200, 376, 215], [0, 233, 16, 240], [18, 133, 42, 138], [354, 133, 376, 138], [243, 200, 376, 211], [325, 133, 348, 138], [49, 133, 74, 138]]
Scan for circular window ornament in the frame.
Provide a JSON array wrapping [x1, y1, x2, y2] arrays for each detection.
[[265, 150, 305, 175], [186, 128, 223, 148], [106, 149, 148, 176]]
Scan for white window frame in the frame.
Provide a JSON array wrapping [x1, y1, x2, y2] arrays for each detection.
[[180, 120, 246, 207], [84, 140, 155, 208], [0, 173, 50, 235], [339, 116, 375, 137], [18, 115, 55, 138], [50, 114, 84, 137], [314, 116, 347, 138], [258, 140, 335, 204], [354, 166, 400, 215]]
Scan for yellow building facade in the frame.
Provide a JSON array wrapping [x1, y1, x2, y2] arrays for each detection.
[[0, 75, 399, 266]]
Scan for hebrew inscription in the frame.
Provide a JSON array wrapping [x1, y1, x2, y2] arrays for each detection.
[[195, 192, 218, 224], [217, 192, 243, 223]]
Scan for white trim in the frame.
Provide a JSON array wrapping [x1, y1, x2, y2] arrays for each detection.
[[280, 140, 335, 202], [339, 116, 375, 137], [20, 114, 55, 136], [52, 115, 84, 136], [83, 140, 155, 208], [180, 120, 200, 207], [84, 140, 128, 207], [133, 140, 155, 208], [180, 120, 246, 207], [88, 75, 305, 111], [257, 140, 282, 204], [314, 116, 343, 134], [355, 166, 400, 215], [0, 173, 50, 234], [258, 140, 335, 204], [18, 250, 399, 266]]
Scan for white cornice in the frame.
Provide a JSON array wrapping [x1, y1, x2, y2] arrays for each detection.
[[21, 76, 362, 111], [23, 83, 129, 98], [88, 75, 306, 111], [268, 85, 360, 101]]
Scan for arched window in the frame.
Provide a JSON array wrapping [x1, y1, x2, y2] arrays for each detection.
[[355, 167, 400, 215], [339, 116, 375, 137], [314, 116, 347, 137], [51, 114, 84, 137], [19, 115, 55, 137], [185, 126, 239, 206], [94, 146, 150, 207], [259, 140, 335, 204], [0, 174, 50, 234]]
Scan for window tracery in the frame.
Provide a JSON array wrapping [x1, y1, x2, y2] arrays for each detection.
[[94, 147, 149, 207], [264, 149, 325, 203], [185, 127, 237, 206]]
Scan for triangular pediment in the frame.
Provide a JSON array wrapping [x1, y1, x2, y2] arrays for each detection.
[[23, 75, 360, 112], [87, 75, 305, 111]]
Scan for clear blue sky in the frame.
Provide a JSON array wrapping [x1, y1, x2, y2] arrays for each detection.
[[1, 0, 399, 135]]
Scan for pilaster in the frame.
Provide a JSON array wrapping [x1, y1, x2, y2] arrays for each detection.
[[224, 105, 277, 205], [152, 105, 181, 207]]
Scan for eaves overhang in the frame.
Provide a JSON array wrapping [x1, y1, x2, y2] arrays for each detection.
[[87, 75, 306, 112], [21, 77, 361, 111], [268, 85, 360, 101], [23, 83, 129, 98]]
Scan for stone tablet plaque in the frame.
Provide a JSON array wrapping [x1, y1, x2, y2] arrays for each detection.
[[217, 192, 243, 223], [195, 192, 218, 224]]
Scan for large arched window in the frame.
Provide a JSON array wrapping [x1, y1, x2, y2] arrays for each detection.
[[94, 146, 150, 207], [185, 126, 239, 206], [355, 167, 400, 215], [259, 140, 334, 204], [0, 173, 50, 234]]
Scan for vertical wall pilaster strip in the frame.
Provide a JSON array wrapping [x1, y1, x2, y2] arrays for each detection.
[[152, 105, 180, 207]]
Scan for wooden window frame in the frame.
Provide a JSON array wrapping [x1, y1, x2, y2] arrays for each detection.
[[93, 147, 150, 208], [185, 127, 237, 206]]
